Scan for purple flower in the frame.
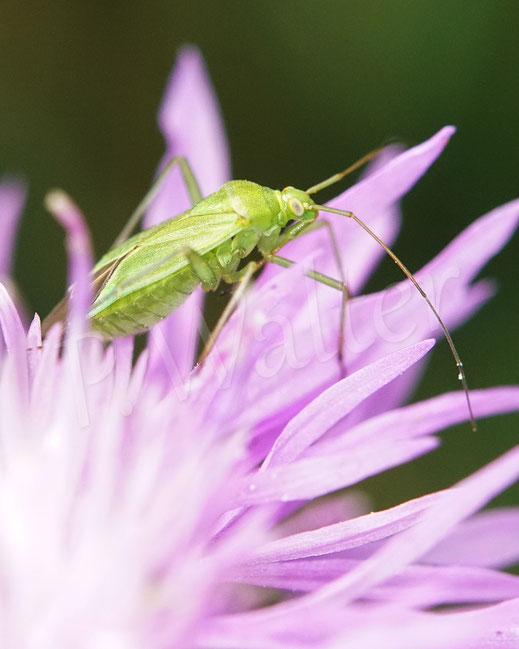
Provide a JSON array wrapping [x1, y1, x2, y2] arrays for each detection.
[[0, 46, 519, 648]]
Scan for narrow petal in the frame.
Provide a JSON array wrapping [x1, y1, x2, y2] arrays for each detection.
[[151, 45, 230, 217], [237, 437, 437, 505], [342, 126, 456, 211], [29, 321, 63, 424], [259, 127, 454, 293], [198, 598, 363, 649], [26, 313, 42, 380], [425, 507, 519, 568], [0, 177, 26, 276], [217, 195, 518, 439], [0, 179, 26, 361], [254, 196, 518, 432], [236, 557, 519, 607], [422, 196, 519, 284], [342, 197, 519, 421], [325, 600, 519, 649], [44, 191, 94, 341], [263, 339, 435, 468], [273, 492, 370, 538], [316, 128, 455, 290], [145, 46, 231, 383], [250, 492, 446, 563], [356, 197, 519, 354], [315, 386, 519, 453], [298, 444, 519, 606], [0, 281, 26, 350], [0, 281, 28, 400]]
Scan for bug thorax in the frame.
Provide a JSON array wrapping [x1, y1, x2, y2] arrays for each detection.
[[279, 186, 316, 225]]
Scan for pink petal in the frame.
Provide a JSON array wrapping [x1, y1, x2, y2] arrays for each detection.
[[299, 444, 519, 606], [327, 600, 519, 649], [263, 339, 435, 468], [198, 598, 361, 648], [259, 127, 454, 294], [422, 196, 519, 285], [330, 127, 455, 288], [354, 197, 519, 362], [250, 492, 446, 563], [216, 193, 517, 439], [343, 279, 495, 423], [145, 46, 231, 383], [230, 129, 456, 416], [315, 386, 519, 453], [273, 492, 370, 538], [425, 507, 519, 568], [0, 282, 28, 400], [0, 282, 26, 350], [237, 437, 438, 505], [26, 313, 42, 380], [259, 195, 518, 431], [44, 191, 94, 341], [342, 197, 519, 422], [0, 177, 26, 276], [236, 557, 519, 607], [29, 322, 63, 424], [152, 46, 230, 212]]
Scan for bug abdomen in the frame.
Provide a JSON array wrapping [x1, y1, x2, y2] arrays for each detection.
[[90, 262, 201, 337]]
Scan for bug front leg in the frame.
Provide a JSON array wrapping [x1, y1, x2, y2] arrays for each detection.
[[197, 261, 261, 365], [196, 230, 263, 364]]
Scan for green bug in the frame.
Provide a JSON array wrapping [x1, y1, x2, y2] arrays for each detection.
[[42, 154, 476, 429]]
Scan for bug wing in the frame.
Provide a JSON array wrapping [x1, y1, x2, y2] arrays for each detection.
[[90, 210, 243, 315], [41, 258, 124, 336]]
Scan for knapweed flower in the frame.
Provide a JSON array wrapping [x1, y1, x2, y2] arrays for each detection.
[[0, 46, 519, 649]]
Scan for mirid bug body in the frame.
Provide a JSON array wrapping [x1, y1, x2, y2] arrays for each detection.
[[43, 153, 476, 429], [88, 180, 315, 337]]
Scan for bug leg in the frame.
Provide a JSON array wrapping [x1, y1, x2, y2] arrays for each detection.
[[112, 156, 203, 248], [297, 219, 350, 373], [183, 248, 220, 291], [265, 252, 350, 376], [264, 218, 351, 374], [197, 230, 262, 364], [197, 261, 260, 365]]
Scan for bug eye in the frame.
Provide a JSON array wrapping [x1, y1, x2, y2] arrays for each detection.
[[289, 198, 304, 217]]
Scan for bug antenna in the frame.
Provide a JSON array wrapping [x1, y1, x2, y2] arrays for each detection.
[[306, 146, 386, 195], [311, 203, 477, 432]]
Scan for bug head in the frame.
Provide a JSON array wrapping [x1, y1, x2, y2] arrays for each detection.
[[281, 187, 316, 223]]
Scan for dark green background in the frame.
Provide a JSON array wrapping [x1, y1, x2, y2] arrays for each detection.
[[1, 1, 518, 507]]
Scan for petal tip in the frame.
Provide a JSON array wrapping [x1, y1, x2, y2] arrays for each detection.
[[419, 337, 436, 353], [428, 125, 456, 153], [158, 45, 209, 130], [0, 175, 27, 201], [439, 124, 457, 138], [177, 42, 203, 64]]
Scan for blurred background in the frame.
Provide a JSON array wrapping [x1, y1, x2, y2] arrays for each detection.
[[1, 0, 518, 508]]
